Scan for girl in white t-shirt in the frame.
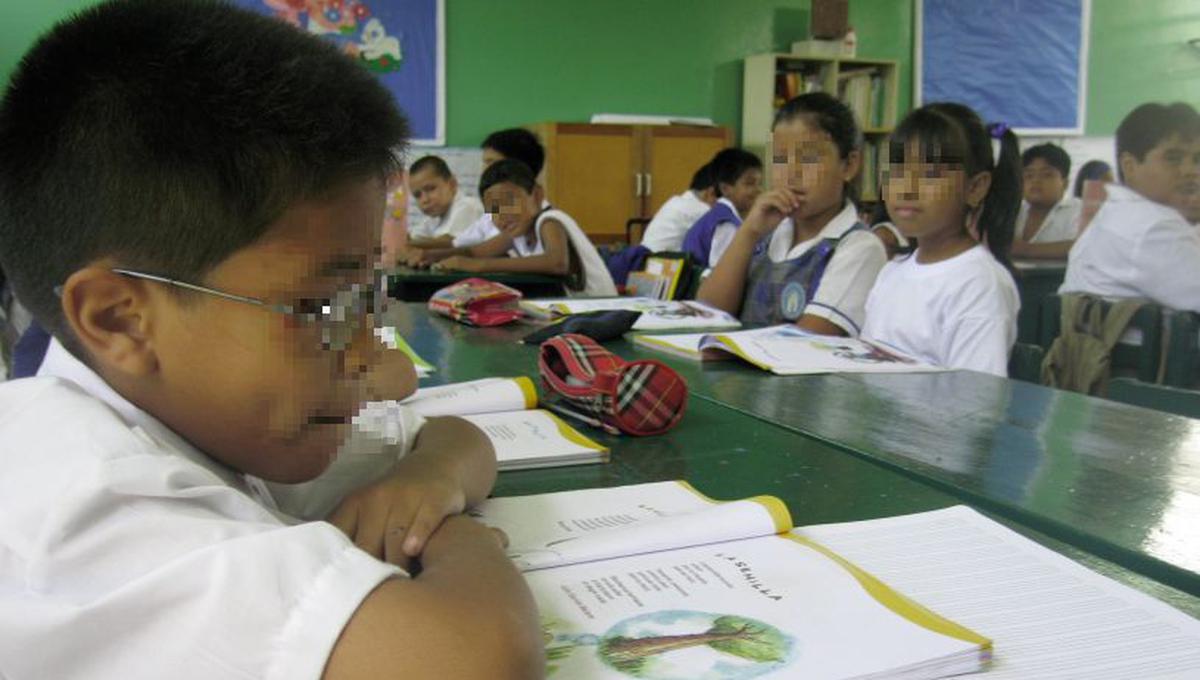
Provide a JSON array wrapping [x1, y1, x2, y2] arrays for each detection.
[[861, 103, 1022, 376], [435, 159, 617, 297], [697, 92, 887, 334]]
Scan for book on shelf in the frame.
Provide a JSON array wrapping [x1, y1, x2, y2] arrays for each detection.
[[633, 324, 944, 375], [837, 68, 877, 130], [401, 377, 608, 470], [521, 297, 741, 332], [472, 481, 991, 679]]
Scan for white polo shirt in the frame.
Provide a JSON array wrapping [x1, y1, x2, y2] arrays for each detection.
[[409, 190, 485, 240], [764, 200, 887, 336], [863, 244, 1020, 376], [1060, 184, 1200, 312], [641, 190, 711, 252], [1, 339, 425, 679], [1015, 195, 1081, 243]]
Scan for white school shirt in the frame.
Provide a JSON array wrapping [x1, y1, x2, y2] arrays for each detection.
[[409, 190, 485, 240], [765, 200, 887, 336], [708, 197, 743, 267], [862, 245, 1020, 376], [509, 208, 619, 297], [451, 199, 553, 248], [1015, 195, 1082, 243], [1060, 183, 1200, 312], [641, 190, 711, 252], [1, 339, 425, 679]]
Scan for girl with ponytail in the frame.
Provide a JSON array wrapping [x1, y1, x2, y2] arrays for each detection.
[[860, 102, 1022, 376]]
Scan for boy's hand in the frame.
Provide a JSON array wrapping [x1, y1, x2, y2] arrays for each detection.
[[742, 188, 804, 239], [434, 256, 482, 272], [327, 455, 467, 568], [402, 247, 429, 267]]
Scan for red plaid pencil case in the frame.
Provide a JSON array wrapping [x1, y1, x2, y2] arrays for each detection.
[[538, 333, 688, 436], [427, 278, 522, 326]]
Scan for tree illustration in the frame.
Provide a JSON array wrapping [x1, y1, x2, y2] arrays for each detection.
[[600, 615, 790, 674]]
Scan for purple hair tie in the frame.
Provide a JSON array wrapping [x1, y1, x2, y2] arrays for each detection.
[[988, 122, 1011, 139]]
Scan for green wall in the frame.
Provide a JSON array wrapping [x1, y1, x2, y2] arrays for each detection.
[[1, 1, 1194, 145]]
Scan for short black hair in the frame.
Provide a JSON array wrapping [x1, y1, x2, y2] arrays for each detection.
[[481, 128, 545, 176], [1022, 143, 1071, 179], [689, 162, 715, 192], [409, 155, 452, 179], [479, 159, 537, 196], [773, 92, 862, 159], [710, 148, 762, 194], [1116, 102, 1200, 181], [1073, 159, 1112, 198], [0, 0, 408, 346]]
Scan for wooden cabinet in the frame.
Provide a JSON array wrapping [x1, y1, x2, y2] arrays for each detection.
[[529, 122, 732, 243]]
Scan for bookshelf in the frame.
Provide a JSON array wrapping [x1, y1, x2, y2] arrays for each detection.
[[742, 54, 899, 202]]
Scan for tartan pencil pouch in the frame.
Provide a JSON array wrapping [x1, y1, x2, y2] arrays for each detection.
[[537, 333, 688, 436]]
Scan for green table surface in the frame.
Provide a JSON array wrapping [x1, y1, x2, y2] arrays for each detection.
[[389, 304, 1200, 618]]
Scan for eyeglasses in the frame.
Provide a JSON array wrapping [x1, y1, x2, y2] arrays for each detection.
[[67, 268, 387, 352]]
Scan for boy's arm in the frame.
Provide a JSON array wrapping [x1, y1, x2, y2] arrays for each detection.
[[438, 221, 570, 275], [327, 415, 497, 565], [1009, 239, 1073, 260], [407, 235, 456, 249], [323, 515, 545, 680]]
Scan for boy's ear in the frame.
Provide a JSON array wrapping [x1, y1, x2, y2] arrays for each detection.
[[841, 149, 863, 182], [966, 171, 993, 210], [533, 184, 545, 205], [717, 181, 733, 198], [1118, 151, 1139, 186], [60, 267, 160, 377], [448, 176, 458, 193]]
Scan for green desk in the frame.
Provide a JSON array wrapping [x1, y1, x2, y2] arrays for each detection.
[[386, 267, 566, 302], [1013, 259, 1066, 345], [389, 304, 1200, 616], [390, 303, 1200, 600]]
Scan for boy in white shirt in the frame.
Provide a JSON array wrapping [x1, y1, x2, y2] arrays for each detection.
[[1061, 102, 1200, 312], [640, 161, 716, 252], [1011, 143, 1081, 260], [0, 2, 542, 678], [405, 155, 484, 248]]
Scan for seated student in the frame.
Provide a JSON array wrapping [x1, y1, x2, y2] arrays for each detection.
[[681, 148, 763, 269], [861, 103, 1021, 376], [696, 93, 886, 333], [640, 161, 717, 252], [404, 155, 485, 249], [0, 3, 542, 678], [1073, 159, 1114, 198], [434, 160, 618, 297], [1010, 143, 1081, 260], [1061, 102, 1200, 312]]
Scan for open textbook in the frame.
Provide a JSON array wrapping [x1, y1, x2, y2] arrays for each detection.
[[521, 297, 741, 332], [634, 325, 945, 375], [401, 377, 608, 471], [473, 482, 991, 679]]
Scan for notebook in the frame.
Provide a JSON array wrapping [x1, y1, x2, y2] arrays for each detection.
[[634, 325, 944, 375], [472, 481, 990, 679], [521, 297, 741, 332], [401, 377, 609, 471]]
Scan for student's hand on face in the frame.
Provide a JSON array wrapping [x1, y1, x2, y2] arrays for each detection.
[[435, 256, 482, 272], [744, 188, 803, 238], [327, 457, 469, 568]]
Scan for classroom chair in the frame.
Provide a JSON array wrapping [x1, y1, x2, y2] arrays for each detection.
[[1039, 294, 1164, 384], [1007, 342, 1045, 385], [1107, 377, 1200, 420], [1161, 309, 1200, 389]]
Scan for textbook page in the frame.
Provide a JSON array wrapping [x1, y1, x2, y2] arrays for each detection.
[[521, 297, 741, 331], [798, 506, 1200, 679], [474, 481, 790, 571], [400, 377, 537, 418], [632, 333, 706, 360], [528, 532, 987, 679], [701, 325, 944, 375], [460, 409, 608, 471]]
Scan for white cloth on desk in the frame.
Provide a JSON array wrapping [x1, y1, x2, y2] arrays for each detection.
[[0, 338, 425, 679], [1016, 196, 1081, 243], [509, 208, 618, 297], [641, 190, 711, 252], [1060, 183, 1200, 312], [409, 190, 484, 240], [863, 244, 1019, 377], [765, 201, 886, 336]]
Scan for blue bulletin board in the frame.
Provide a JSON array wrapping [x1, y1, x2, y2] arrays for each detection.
[[233, 0, 445, 145], [916, 0, 1090, 135]]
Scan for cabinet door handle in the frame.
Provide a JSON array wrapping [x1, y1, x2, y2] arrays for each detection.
[[645, 173, 652, 196], [635, 173, 644, 197]]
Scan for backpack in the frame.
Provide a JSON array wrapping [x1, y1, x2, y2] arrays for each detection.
[[1041, 294, 1145, 395]]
